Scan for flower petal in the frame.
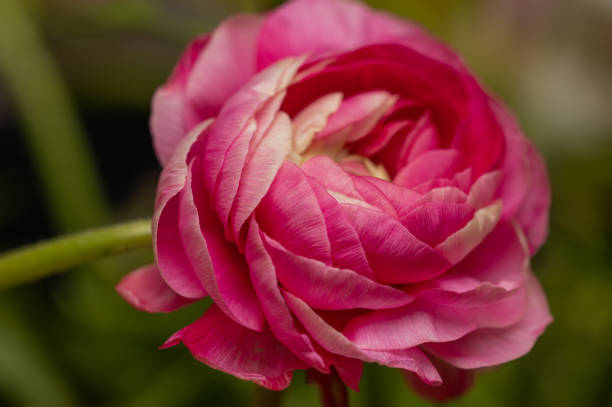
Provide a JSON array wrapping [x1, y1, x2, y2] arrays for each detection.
[[116, 264, 196, 313], [162, 304, 307, 390], [425, 272, 552, 369]]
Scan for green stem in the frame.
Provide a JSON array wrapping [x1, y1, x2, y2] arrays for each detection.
[[0, 219, 152, 290]]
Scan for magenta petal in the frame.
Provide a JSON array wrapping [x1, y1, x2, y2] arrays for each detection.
[[308, 178, 374, 278], [394, 149, 466, 188], [341, 204, 450, 284], [343, 300, 478, 350], [117, 264, 196, 313], [425, 272, 552, 369], [402, 201, 475, 247], [257, 162, 332, 263], [245, 218, 327, 370], [403, 354, 474, 402], [179, 158, 265, 331], [265, 236, 413, 310], [162, 304, 307, 390]]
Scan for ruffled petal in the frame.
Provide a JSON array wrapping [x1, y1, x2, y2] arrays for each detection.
[[265, 236, 413, 310], [162, 304, 307, 390], [116, 264, 196, 313], [425, 272, 552, 369]]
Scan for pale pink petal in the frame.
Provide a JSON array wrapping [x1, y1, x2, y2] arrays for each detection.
[[292, 92, 344, 154], [425, 272, 552, 369], [116, 264, 196, 313], [228, 111, 294, 245], [203, 57, 304, 230], [245, 218, 327, 370], [467, 171, 502, 209], [161, 304, 307, 390], [183, 15, 264, 128], [317, 91, 398, 142], [301, 156, 363, 199], [257, 0, 462, 69], [435, 201, 502, 265], [265, 235, 413, 310]]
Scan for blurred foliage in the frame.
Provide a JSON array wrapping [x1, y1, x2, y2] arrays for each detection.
[[0, 0, 611, 406]]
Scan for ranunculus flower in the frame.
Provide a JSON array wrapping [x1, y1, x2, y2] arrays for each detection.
[[117, 0, 552, 401]]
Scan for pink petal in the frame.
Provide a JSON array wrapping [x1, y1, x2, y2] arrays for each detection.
[[116, 264, 196, 313], [162, 304, 307, 390], [202, 57, 304, 232], [435, 201, 502, 265], [183, 15, 264, 128], [514, 142, 551, 253], [228, 110, 294, 246], [308, 177, 374, 278], [283, 292, 440, 386], [317, 91, 398, 142], [394, 149, 466, 189], [301, 156, 363, 200], [257, 162, 332, 264], [292, 92, 344, 154], [264, 235, 413, 310], [153, 121, 212, 298], [403, 354, 474, 402], [257, 0, 462, 69], [343, 300, 479, 351], [245, 218, 327, 370], [150, 36, 209, 165], [364, 348, 442, 385], [341, 204, 450, 284], [178, 158, 265, 331], [402, 201, 475, 247], [425, 272, 552, 369]]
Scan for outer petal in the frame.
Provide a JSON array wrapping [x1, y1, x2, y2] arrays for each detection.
[[283, 291, 441, 386], [116, 264, 196, 313], [403, 354, 474, 402], [153, 120, 213, 299], [257, 0, 462, 69], [425, 272, 552, 369], [150, 36, 209, 165], [162, 304, 307, 390]]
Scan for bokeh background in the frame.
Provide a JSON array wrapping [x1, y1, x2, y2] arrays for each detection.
[[1, 0, 611, 406]]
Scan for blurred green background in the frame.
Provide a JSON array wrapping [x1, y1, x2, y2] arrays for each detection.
[[0, 0, 611, 406]]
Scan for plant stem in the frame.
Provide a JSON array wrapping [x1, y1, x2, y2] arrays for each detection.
[[0, 219, 152, 290]]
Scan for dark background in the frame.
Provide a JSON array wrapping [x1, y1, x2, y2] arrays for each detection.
[[1, 0, 611, 406]]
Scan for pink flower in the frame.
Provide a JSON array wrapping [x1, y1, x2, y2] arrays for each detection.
[[117, 0, 552, 401]]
